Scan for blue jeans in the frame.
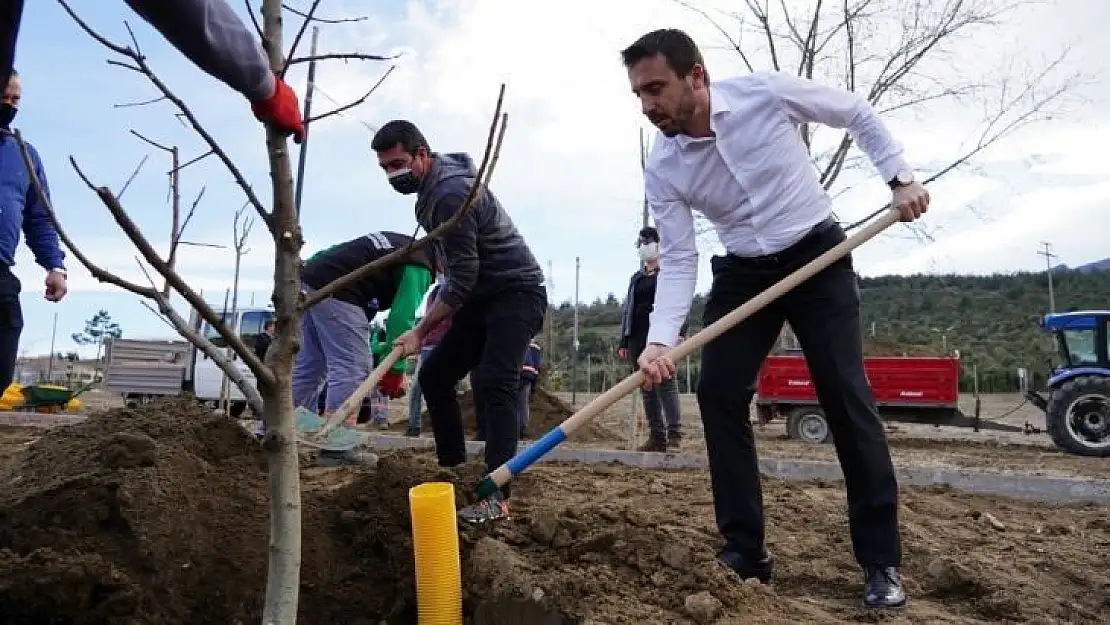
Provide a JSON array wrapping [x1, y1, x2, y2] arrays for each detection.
[[290, 290, 372, 414], [406, 345, 436, 429]]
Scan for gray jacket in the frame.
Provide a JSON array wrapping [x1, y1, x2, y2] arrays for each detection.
[[415, 152, 544, 309], [124, 0, 275, 102]]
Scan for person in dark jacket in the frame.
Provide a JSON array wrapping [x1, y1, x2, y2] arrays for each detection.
[[292, 232, 434, 462], [254, 317, 274, 363], [374, 120, 547, 525], [618, 226, 687, 452], [0, 0, 304, 142], [0, 69, 66, 392], [518, 338, 542, 438]]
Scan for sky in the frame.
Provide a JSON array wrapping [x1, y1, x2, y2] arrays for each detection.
[[8, 0, 1108, 357]]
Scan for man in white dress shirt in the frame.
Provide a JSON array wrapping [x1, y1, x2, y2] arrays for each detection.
[[621, 28, 929, 610]]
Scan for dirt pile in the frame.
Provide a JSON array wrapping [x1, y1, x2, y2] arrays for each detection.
[[0, 399, 271, 623], [409, 386, 618, 442]]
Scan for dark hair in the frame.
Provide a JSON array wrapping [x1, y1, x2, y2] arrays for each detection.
[[620, 29, 708, 85], [264, 318, 275, 329], [637, 226, 660, 244], [371, 120, 430, 155]]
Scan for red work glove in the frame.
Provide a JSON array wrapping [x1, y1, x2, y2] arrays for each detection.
[[251, 75, 306, 144], [377, 371, 406, 399]]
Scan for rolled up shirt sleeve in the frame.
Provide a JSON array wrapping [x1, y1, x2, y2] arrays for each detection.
[[763, 70, 910, 182], [644, 167, 698, 348]]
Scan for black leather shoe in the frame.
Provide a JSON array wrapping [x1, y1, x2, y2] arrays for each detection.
[[863, 565, 907, 609], [716, 549, 774, 584]]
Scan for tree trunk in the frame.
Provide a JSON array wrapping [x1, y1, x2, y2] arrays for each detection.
[[260, 378, 301, 624], [260, 1, 305, 623]]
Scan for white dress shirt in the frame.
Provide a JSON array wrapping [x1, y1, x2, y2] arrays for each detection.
[[644, 70, 910, 347]]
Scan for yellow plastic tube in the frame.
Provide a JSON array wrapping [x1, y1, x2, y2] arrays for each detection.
[[409, 482, 463, 625]]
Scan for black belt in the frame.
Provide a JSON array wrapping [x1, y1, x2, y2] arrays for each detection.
[[726, 217, 838, 267]]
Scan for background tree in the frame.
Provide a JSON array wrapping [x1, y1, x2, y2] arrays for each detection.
[[671, 0, 1087, 239], [70, 309, 122, 364], [16, 1, 510, 622]]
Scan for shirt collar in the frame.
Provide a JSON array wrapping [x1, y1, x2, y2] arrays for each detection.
[[674, 84, 729, 148]]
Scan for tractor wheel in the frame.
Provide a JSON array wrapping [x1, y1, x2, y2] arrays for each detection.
[[1045, 375, 1110, 457], [786, 407, 832, 444]]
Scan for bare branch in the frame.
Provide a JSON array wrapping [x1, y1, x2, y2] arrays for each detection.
[[304, 83, 509, 308], [114, 95, 166, 109], [244, 0, 264, 40], [745, 0, 782, 71], [281, 2, 367, 24], [58, 0, 271, 228], [674, 0, 755, 71], [286, 52, 398, 66], [11, 130, 156, 297], [129, 129, 174, 153], [116, 154, 149, 200], [304, 65, 395, 125], [134, 258, 265, 414], [178, 187, 205, 245], [233, 202, 255, 254], [173, 149, 214, 173], [280, 0, 321, 77], [67, 156, 275, 388]]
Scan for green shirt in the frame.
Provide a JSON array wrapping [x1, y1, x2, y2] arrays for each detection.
[[372, 264, 432, 374]]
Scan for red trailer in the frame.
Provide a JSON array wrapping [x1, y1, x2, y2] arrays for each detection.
[[755, 351, 1021, 443]]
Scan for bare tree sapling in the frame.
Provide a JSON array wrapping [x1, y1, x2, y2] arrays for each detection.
[[10, 1, 513, 623]]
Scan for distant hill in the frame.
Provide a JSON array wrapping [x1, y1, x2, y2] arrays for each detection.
[[540, 268, 1110, 394], [1052, 257, 1110, 274]]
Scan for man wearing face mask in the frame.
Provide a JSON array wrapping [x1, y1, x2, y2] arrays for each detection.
[[618, 226, 687, 452], [0, 69, 67, 393], [371, 120, 547, 526], [0, 0, 305, 143]]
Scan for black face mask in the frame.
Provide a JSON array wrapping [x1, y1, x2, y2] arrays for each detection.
[[387, 168, 420, 195], [0, 103, 16, 129]]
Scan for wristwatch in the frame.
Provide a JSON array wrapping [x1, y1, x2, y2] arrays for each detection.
[[888, 168, 914, 189], [49, 267, 67, 277]]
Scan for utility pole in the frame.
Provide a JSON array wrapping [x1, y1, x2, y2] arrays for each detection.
[[1037, 242, 1058, 312], [571, 256, 580, 406], [294, 26, 321, 217]]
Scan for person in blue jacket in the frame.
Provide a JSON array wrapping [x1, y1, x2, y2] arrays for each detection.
[[0, 68, 66, 391], [517, 338, 542, 438]]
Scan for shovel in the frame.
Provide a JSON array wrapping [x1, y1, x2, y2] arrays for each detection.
[[295, 348, 404, 452], [476, 208, 904, 498]]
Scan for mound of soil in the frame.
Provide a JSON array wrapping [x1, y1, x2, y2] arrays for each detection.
[[0, 399, 1105, 624], [403, 386, 618, 442], [0, 399, 271, 624]]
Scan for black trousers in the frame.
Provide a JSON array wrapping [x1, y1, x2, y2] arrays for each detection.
[[418, 285, 547, 496], [0, 265, 22, 390], [697, 220, 901, 567]]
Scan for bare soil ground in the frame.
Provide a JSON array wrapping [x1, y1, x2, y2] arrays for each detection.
[[555, 392, 1105, 479], [0, 399, 1104, 624], [90, 387, 1101, 478]]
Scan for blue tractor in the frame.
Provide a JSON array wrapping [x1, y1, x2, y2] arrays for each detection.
[[1024, 310, 1110, 457]]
